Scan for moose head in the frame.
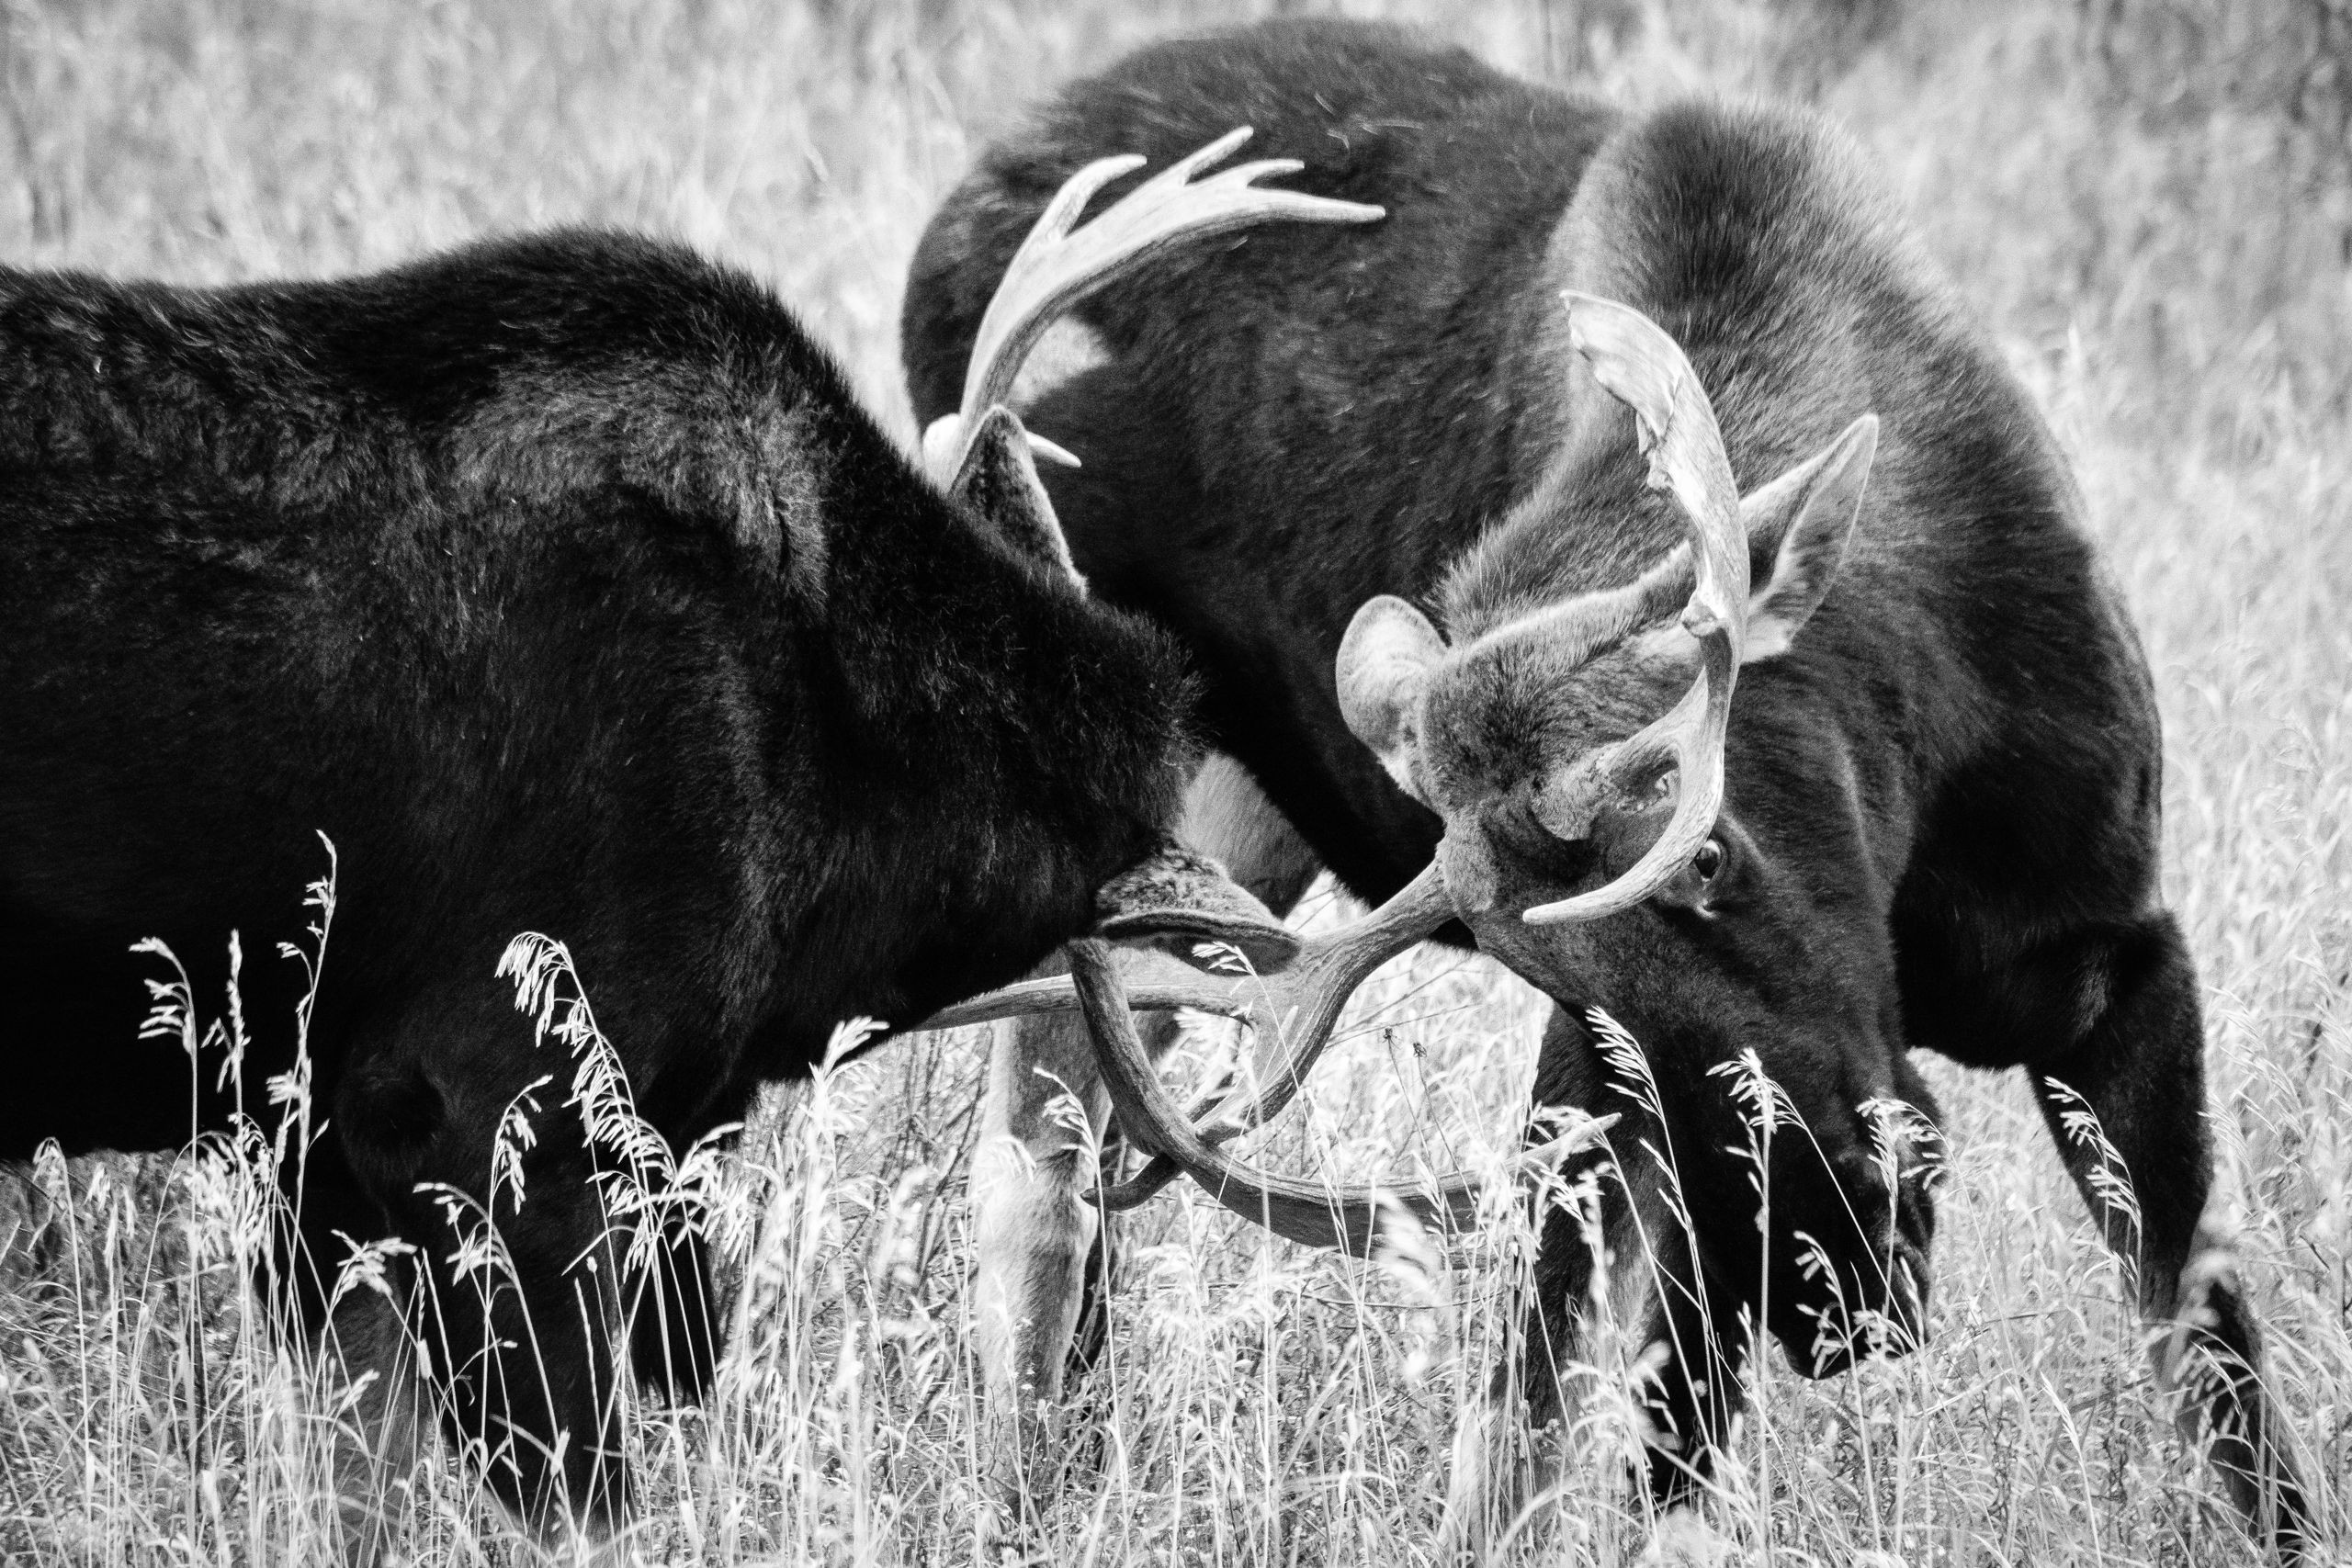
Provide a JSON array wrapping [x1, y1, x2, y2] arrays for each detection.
[[1331, 296, 1940, 1372]]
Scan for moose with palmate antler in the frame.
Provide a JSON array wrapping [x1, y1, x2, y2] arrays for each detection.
[[906, 18, 2314, 1562]]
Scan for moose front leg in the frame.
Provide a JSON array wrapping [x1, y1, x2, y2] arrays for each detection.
[[2026, 911, 2312, 1561], [627, 1214, 718, 1407], [972, 987, 1187, 1517], [378, 1150, 633, 1540], [277, 1140, 432, 1557], [336, 1000, 641, 1549], [972, 962, 1278, 1515], [1445, 1007, 1751, 1561]]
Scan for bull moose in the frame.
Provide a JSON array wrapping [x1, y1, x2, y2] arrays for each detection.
[[0, 146, 1403, 1546], [903, 17, 2312, 1556]]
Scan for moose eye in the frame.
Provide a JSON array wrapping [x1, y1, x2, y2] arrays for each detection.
[[1692, 838, 1726, 882]]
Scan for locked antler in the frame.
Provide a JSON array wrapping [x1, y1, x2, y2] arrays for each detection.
[[914, 863, 1617, 1256], [1089, 861, 1453, 1213], [922, 127, 1385, 484], [915, 863, 1452, 1100], [1069, 939, 1616, 1256]]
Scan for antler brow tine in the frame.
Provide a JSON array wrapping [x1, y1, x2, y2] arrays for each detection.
[[946, 126, 1385, 477]]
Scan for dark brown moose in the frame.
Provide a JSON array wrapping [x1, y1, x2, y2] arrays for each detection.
[[0, 139, 1392, 1549], [904, 18, 2312, 1558]]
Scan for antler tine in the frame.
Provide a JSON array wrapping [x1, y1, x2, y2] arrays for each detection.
[[947, 126, 1385, 476], [908, 943, 1256, 1033], [910, 861, 1455, 1219], [1156, 122, 1258, 184], [1524, 293, 1751, 927], [1070, 938, 1617, 1256], [919, 858, 1447, 1066], [1092, 861, 1454, 1209]]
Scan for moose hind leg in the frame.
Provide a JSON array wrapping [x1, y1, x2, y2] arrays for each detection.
[[2027, 912, 2311, 1558]]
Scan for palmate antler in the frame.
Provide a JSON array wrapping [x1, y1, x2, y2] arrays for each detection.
[[1517, 292, 1755, 926], [1090, 862, 1463, 1214], [921, 126, 1385, 485]]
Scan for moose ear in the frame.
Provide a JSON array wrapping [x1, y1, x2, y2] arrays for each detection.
[[1736, 413, 1877, 662], [944, 405, 1085, 589], [1337, 595, 1447, 806]]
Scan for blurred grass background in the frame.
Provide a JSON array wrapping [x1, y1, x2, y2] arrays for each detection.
[[1, 0, 2347, 1562]]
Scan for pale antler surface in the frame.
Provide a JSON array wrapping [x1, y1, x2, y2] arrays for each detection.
[[1521, 292, 1753, 926], [926, 126, 1384, 484], [912, 864, 1618, 1259], [1093, 861, 1455, 1211], [912, 861, 1450, 1119], [914, 865, 1619, 1254], [1067, 938, 1617, 1257]]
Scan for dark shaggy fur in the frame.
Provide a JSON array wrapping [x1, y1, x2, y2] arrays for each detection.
[[1, 228, 1196, 1529], [904, 18, 2307, 1551]]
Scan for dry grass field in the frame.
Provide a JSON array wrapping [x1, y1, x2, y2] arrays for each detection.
[[2, 0, 2347, 1562]]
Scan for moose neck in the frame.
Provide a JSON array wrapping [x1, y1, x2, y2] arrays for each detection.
[[1442, 109, 1901, 645], [745, 412, 1192, 1066]]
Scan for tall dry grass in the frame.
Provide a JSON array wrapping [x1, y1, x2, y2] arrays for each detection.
[[2, 0, 2346, 1562]]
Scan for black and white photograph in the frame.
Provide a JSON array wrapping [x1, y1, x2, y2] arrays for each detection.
[[0, 0, 2345, 1562]]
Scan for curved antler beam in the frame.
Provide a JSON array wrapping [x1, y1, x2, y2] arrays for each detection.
[[1069, 938, 1615, 1256], [910, 944, 1256, 1032], [910, 860, 1615, 1252], [1521, 293, 1752, 926], [914, 860, 1453, 1107], [1093, 860, 1455, 1209]]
